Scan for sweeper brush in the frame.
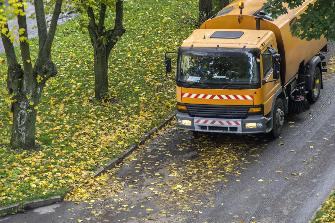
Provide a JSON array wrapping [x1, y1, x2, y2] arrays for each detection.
[[289, 94, 310, 114]]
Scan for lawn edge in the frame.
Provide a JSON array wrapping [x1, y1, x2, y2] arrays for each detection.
[[94, 111, 176, 177], [0, 111, 176, 218], [310, 190, 335, 223], [0, 195, 63, 217]]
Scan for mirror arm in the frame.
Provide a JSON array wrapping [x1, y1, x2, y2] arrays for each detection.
[[165, 51, 178, 77]]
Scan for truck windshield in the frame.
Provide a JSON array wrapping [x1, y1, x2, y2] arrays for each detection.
[[178, 50, 259, 86]]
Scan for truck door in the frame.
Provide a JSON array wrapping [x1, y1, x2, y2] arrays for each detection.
[[261, 45, 282, 117]]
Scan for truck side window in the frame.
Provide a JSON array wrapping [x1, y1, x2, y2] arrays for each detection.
[[262, 49, 273, 75]]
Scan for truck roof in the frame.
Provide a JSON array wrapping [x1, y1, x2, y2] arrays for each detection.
[[181, 29, 273, 49]]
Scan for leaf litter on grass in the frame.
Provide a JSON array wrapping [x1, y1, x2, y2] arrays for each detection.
[[0, 0, 198, 208]]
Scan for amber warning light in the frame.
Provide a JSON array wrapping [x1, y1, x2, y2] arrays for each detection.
[[239, 1, 245, 15]]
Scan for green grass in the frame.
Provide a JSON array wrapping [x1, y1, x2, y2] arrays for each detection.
[[313, 192, 335, 223], [0, 0, 198, 209]]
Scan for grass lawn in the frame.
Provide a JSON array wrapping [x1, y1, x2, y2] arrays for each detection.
[[313, 192, 335, 223], [0, 0, 198, 210]]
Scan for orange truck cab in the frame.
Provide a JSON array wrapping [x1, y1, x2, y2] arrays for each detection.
[[165, 0, 328, 138]]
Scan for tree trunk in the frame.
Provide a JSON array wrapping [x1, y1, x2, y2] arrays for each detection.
[[94, 45, 109, 100], [10, 97, 37, 149], [199, 0, 213, 24]]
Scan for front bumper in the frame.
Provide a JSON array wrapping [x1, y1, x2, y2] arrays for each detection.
[[176, 112, 272, 134]]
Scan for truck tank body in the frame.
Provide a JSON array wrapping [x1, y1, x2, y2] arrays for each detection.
[[200, 0, 327, 85]]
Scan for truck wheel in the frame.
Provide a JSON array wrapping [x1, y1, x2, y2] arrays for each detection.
[[271, 98, 285, 139], [307, 67, 322, 103]]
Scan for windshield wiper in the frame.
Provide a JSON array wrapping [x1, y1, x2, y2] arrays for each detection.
[[180, 82, 208, 88], [221, 82, 253, 89], [221, 82, 237, 89]]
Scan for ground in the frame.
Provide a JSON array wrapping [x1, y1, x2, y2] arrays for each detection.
[[1, 58, 335, 223], [0, 0, 198, 209]]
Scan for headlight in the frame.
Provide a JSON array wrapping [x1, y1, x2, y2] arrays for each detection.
[[245, 122, 263, 129], [245, 123, 257, 129], [178, 119, 192, 126]]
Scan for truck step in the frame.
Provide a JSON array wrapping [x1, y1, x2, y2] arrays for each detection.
[[321, 61, 328, 73]]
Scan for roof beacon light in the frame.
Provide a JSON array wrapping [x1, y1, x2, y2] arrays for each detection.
[[239, 1, 245, 15], [238, 1, 245, 23]]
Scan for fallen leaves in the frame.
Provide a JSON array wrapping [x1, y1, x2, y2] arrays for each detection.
[[0, 0, 199, 208], [313, 192, 335, 223]]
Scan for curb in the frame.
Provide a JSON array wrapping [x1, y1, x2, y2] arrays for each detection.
[[0, 112, 176, 217], [0, 196, 62, 217], [94, 111, 176, 177]]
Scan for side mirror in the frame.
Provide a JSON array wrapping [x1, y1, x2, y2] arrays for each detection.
[[273, 53, 281, 80], [165, 56, 172, 74]]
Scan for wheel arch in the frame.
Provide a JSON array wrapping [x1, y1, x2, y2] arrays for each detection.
[[305, 56, 322, 91]]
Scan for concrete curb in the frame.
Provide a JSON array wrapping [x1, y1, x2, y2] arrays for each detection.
[[0, 196, 62, 217], [0, 112, 176, 218], [94, 111, 176, 177]]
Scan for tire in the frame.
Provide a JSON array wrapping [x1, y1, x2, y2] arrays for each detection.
[[270, 98, 285, 139], [307, 66, 322, 103]]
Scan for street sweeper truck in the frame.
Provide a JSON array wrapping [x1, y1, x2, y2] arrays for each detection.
[[165, 0, 328, 138]]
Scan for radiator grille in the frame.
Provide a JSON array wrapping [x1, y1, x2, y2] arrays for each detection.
[[187, 104, 250, 119]]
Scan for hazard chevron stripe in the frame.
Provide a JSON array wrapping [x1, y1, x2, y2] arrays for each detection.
[[182, 93, 253, 101], [195, 119, 241, 126]]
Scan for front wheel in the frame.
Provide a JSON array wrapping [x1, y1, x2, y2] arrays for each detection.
[[270, 98, 285, 139], [307, 67, 322, 103]]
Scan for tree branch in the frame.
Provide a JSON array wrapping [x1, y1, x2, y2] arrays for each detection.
[[34, 0, 48, 53], [0, 24, 18, 67], [17, 0, 34, 92], [40, 0, 63, 61], [114, 0, 124, 31], [87, 6, 99, 44], [106, 0, 125, 54], [1, 23, 24, 95], [98, 3, 107, 33], [106, 28, 125, 55]]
